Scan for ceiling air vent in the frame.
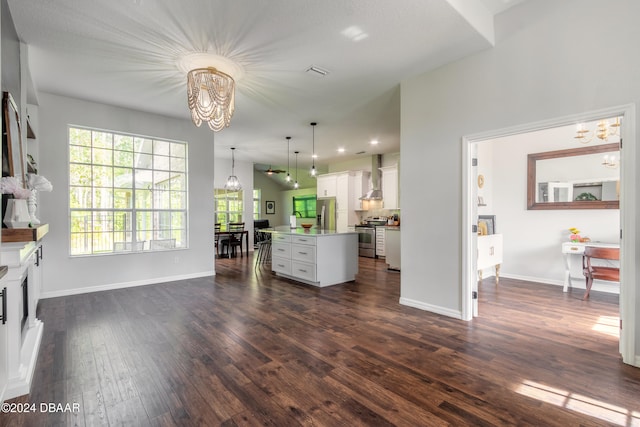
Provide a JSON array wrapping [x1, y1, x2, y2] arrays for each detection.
[[305, 65, 330, 78]]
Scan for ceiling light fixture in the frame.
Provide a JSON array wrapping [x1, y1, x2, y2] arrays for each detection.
[[575, 117, 621, 143], [224, 147, 242, 191], [294, 151, 299, 189], [286, 136, 292, 183], [187, 67, 235, 132], [310, 122, 317, 177]]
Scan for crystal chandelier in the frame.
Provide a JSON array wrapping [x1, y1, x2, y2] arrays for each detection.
[[575, 117, 621, 143], [224, 147, 242, 191], [187, 67, 235, 132]]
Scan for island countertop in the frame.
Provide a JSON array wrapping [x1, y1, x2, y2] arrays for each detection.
[[271, 226, 357, 236]]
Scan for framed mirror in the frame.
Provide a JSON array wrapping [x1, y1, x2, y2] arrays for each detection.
[[527, 143, 620, 210], [2, 91, 26, 187]]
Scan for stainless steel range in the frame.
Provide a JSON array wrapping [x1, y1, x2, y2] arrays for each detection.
[[355, 219, 387, 258]]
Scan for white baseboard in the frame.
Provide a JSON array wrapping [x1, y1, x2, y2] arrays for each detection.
[[499, 273, 620, 295], [40, 271, 214, 299], [4, 319, 43, 400], [399, 297, 462, 319]]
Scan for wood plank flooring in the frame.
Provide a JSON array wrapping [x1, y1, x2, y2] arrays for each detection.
[[3, 255, 640, 426]]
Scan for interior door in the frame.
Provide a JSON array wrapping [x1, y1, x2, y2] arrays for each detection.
[[472, 143, 479, 317]]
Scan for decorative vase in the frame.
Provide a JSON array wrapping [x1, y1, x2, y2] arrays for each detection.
[[3, 198, 31, 228], [27, 190, 40, 225]]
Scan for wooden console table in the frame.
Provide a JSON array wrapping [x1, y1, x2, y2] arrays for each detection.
[[561, 241, 619, 292]]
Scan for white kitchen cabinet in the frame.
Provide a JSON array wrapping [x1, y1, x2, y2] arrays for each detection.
[[0, 270, 7, 403], [385, 227, 401, 270], [375, 226, 386, 257], [0, 241, 44, 400], [380, 165, 399, 209], [317, 173, 337, 198], [353, 171, 370, 211], [336, 172, 350, 209], [271, 229, 358, 287]]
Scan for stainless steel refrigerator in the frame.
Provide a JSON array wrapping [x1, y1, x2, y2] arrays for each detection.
[[316, 197, 336, 230]]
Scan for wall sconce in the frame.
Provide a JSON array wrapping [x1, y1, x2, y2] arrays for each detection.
[[602, 154, 619, 169], [575, 117, 621, 143]]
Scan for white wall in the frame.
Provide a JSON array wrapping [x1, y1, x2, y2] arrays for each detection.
[[400, 0, 638, 345], [479, 125, 619, 290], [254, 172, 286, 227], [37, 92, 217, 297]]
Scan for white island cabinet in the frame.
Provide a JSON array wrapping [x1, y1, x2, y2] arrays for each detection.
[[271, 227, 358, 287]]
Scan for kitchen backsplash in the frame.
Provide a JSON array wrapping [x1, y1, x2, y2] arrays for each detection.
[[357, 207, 400, 224]]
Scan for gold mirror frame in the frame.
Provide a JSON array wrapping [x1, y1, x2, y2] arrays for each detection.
[[527, 143, 620, 210]]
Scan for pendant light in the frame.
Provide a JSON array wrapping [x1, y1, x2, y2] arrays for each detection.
[[310, 122, 317, 177], [285, 136, 292, 183], [294, 150, 299, 189], [224, 147, 242, 191]]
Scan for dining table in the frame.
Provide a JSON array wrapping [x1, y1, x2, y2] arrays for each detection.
[[216, 229, 250, 258]]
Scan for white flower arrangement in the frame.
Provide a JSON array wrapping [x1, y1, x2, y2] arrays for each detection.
[[0, 176, 32, 199], [28, 174, 53, 192]]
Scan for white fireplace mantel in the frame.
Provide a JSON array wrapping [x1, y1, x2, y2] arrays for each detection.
[[0, 241, 43, 401]]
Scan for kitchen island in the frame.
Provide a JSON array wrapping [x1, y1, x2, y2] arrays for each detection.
[[270, 226, 358, 287]]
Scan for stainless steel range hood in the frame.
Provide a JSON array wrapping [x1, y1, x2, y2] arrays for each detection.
[[360, 155, 383, 200]]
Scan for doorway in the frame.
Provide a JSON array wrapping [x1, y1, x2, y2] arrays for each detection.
[[461, 104, 637, 366]]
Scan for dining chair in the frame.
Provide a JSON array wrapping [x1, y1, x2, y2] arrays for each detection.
[[214, 223, 221, 257], [582, 246, 620, 300], [221, 222, 245, 258]]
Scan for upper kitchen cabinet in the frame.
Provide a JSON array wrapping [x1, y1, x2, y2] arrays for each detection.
[[317, 173, 337, 199], [381, 165, 399, 209], [336, 172, 350, 209], [353, 170, 370, 211]]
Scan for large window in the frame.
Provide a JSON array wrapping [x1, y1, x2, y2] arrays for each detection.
[[253, 189, 261, 220], [293, 195, 317, 219], [69, 127, 187, 255], [215, 189, 243, 231]]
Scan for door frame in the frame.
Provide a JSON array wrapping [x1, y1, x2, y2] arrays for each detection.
[[461, 104, 637, 366]]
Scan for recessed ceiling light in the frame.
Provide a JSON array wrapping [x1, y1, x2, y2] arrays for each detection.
[[312, 154, 318, 159], [337, 147, 345, 153], [370, 139, 379, 145], [341, 26, 369, 42]]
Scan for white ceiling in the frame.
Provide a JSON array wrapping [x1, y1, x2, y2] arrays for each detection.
[[8, 0, 526, 173]]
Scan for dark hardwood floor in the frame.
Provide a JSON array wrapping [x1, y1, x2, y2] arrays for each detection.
[[3, 255, 639, 426]]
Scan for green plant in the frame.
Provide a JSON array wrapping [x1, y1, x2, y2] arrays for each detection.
[[574, 192, 598, 201]]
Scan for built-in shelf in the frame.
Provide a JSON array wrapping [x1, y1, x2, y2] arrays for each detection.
[[1, 223, 49, 243]]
